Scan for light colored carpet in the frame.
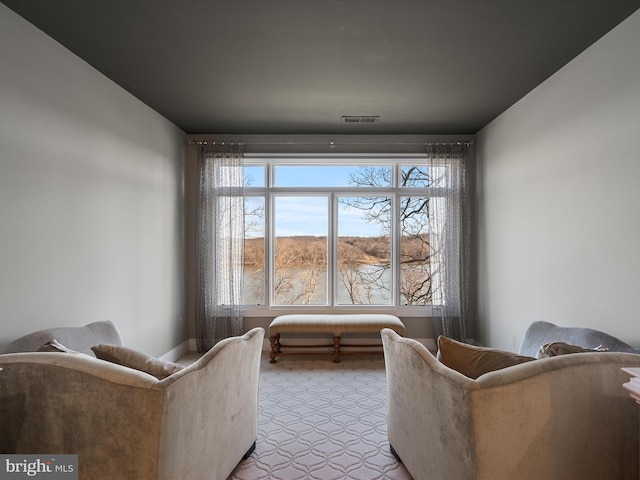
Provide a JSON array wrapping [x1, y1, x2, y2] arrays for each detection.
[[229, 354, 413, 480]]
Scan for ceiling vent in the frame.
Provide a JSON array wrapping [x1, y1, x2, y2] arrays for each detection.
[[341, 115, 380, 123]]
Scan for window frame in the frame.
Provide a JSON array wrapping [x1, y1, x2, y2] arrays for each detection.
[[243, 154, 442, 318]]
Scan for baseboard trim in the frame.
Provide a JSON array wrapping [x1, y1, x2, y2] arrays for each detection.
[[159, 339, 191, 362]]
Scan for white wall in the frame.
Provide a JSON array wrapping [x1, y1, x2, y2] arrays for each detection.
[[476, 10, 640, 351], [0, 5, 187, 356]]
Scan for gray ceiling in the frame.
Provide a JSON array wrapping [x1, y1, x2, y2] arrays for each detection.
[[3, 0, 639, 135]]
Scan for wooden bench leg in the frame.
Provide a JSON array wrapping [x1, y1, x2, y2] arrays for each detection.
[[269, 334, 280, 363], [333, 335, 341, 363]]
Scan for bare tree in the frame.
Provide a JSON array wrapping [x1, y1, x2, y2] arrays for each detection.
[[340, 167, 433, 305], [337, 242, 366, 304], [243, 197, 266, 304], [337, 239, 390, 304], [299, 244, 325, 304], [274, 237, 327, 305]]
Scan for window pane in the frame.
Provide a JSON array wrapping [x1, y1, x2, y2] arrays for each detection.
[[273, 196, 328, 305], [401, 166, 430, 187], [337, 196, 392, 305], [244, 165, 265, 187], [401, 164, 450, 188], [399, 196, 432, 305], [243, 196, 265, 305], [273, 165, 391, 187]]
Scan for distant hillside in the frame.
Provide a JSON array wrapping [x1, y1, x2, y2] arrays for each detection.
[[244, 235, 429, 267]]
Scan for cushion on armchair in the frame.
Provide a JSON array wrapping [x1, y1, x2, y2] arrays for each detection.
[[91, 344, 185, 379], [37, 339, 84, 355], [536, 341, 608, 359], [437, 336, 535, 379]]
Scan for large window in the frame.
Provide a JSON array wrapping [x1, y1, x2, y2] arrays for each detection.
[[242, 156, 453, 315]]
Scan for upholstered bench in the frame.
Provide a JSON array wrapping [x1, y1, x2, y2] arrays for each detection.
[[269, 314, 405, 363]]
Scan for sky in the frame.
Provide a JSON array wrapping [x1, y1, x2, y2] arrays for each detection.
[[245, 165, 391, 237], [244, 164, 391, 188], [273, 196, 387, 237]]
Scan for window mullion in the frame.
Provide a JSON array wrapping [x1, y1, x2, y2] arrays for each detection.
[[392, 164, 399, 307], [329, 193, 337, 309], [266, 192, 274, 309], [391, 193, 399, 307]]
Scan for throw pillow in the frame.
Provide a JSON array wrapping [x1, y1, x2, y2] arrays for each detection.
[[536, 341, 608, 359], [437, 336, 536, 379], [37, 339, 83, 354], [91, 344, 185, 380]]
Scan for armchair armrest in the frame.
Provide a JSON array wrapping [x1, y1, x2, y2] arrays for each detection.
[[154, 327, 264, 480]]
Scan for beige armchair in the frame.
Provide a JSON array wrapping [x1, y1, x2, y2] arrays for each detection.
[[381, 328, 640, 480], [0, 324, 264, 480]]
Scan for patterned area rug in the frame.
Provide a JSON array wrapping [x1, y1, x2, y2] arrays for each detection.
[[229, 354, 413, 480]]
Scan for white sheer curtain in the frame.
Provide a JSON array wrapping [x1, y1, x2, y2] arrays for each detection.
[[195, 143, 245, 351], [427, 143, 471, 341]]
